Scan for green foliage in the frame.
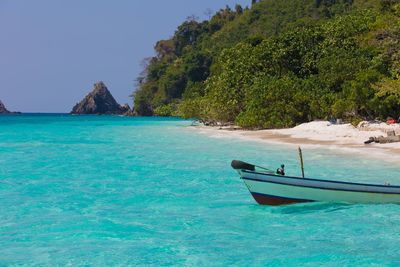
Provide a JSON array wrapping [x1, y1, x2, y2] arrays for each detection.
[[133, 82, 155, 116], [372, 77, 400, 117], [203, 42, 261, 122], [235, 76, 309, 128], [153, 102, 179, 117], [176, 98, 208, 119], [133, 0, 400, 128]]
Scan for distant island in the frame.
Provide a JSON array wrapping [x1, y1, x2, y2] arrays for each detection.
[[131, 0, 400, 129], [71, 81, 132, 115], [0, 100, 20, 114]]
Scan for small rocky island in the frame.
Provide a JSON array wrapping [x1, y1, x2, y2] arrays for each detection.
[[71, 81, 131, 115], [0, 100, 10, 113], [0, 100, 20, 114]]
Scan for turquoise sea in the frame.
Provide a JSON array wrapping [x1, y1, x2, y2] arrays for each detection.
[[1, 114, 400, 266]]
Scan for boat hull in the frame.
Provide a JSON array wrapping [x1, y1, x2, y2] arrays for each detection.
[[239, 170, 400, 205], [250, 192, 312, 205]]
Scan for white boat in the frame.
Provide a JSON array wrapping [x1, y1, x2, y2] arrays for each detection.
[[231, 160, 400, 205]]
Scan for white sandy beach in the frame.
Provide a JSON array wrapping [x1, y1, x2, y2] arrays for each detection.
[[191, 121, 400, 159]]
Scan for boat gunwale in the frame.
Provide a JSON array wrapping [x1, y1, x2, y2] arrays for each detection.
[[241, 169, 400, 190], [242, 176, 400, 194]]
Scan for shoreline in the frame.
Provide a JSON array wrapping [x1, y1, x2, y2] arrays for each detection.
[[189, 121, 400, 162]]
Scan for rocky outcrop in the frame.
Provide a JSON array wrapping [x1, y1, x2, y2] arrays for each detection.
[[0, 100, 10, 114], [0, 100, 20, 114], [71, 82, 131, 115]]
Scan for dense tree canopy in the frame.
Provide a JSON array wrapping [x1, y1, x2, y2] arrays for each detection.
[[132, 0, 400, 128]]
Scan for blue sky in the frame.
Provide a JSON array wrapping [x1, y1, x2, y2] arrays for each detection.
[[0, 0, 249, 112]]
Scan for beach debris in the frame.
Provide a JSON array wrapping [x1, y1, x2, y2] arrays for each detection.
[[329, 118, 344, 125], [358, 120, 400, 134], [71, 81, 131, 115], [199, 119, 234, 128], [364, 130, 400, 144]]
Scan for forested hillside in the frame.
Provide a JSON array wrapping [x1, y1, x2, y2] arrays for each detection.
[[132, 0, 400, 128]]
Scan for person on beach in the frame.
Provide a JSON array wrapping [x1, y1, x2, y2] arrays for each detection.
[[276, 164, 285, 176]]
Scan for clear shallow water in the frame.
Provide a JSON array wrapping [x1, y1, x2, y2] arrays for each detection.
[[1, 114, 400, 266]]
